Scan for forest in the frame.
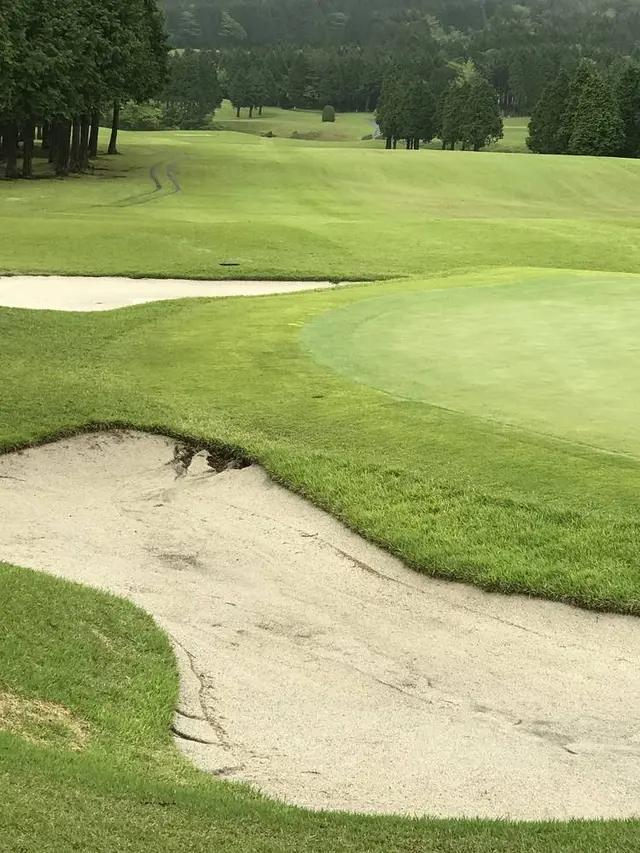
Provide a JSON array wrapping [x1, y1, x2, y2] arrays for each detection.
[[158, 0, 640, 115]]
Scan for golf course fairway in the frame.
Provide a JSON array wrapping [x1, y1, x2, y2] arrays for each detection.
[[1, 130, 639, 851]]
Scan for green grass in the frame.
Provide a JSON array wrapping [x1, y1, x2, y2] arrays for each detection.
[[213, 100, 375, 141], [304, 273, 640, 456], [1, 128, 640, 850], [4, 127, 640, 281], [213, 101, 529, 152]]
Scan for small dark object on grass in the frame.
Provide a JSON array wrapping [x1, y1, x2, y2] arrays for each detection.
[[322, 105, 336, 123], [261, 131, 275, 138], [220, 262, 241, 267], [361, 134, 373, 141]]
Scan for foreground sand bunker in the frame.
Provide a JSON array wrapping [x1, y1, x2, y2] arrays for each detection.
[[0, 276, 338, 311], [0, 431, 638, 819]]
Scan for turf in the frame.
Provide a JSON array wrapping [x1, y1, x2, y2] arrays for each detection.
[[304, 273, 640, 456], [1, 129, 640, 851], [4, 128, 640, 280]]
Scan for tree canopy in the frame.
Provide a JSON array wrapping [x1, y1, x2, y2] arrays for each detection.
[[0, 0, 168, 179]]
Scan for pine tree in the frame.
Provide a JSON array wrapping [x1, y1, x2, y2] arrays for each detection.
[[287, 51, 309, 109], [527, 69, 571, 154], [459, 74, 503, 151], [569, 72, 624, 157], [400, 81, 437, 149], [441, 82, 466, 150], [376, 74, 403, 148], [556, 60, 598, 154], [617, 62, 640, 158]]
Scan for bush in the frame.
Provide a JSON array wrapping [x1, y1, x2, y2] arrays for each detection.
[[118, 101, 163, 131], [322, 104, 336, 123]]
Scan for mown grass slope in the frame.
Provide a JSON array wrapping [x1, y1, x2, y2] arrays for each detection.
[[2, 128, 640, 281], [1, 131, 639, 852]]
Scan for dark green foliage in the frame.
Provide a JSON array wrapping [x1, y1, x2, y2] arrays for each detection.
[[322, 104, 336, 122], [163, 49, 222, 128], [459, 75, 504, 151], [0, 0, 168, 179], [617, 62, 640, 158], [527, 70, 571, 154], [375, 75, 403, 146], [528, 60, 632, 159], [287, 50, 310, 108], [569, 73, 624, 157]]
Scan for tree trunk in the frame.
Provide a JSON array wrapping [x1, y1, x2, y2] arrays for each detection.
[[22, 120, 35, 178], [35, 125, 42, 141], [414, 138, 420, 150], [107, 101, 120, 155], [42, 122, 50, 151], [385, 136, 392, 149], [55, 119, 72, 176], [392, 137, 397, 149], [3, 122, 19, 179], [405, 139, 411, 150], [89, 109, 100, 158], [249, 106, 254, 118], [236, 106, 241, 118], [79, 114, 90, 170], [48, 123, 58, 163], [70, 116, 81, 172], [258, 105, 263, 116]]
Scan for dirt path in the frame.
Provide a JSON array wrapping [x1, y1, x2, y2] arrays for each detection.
[[0, 276, 339, 311], [0, 430, 638, 820]]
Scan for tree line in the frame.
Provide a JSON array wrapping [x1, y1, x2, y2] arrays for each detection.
[[528, 59, 640, 158], [0, 0, 167, 180], [157, 0, 640, 117]]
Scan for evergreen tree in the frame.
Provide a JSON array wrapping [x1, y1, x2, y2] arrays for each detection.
[[527, 69, 571, 154], [287, 51, 310, 108], [401, 81, 437, 149], [569, 71, 624, 157], [458, 74, 503, 151], [617, 62, 640, 158], [441, 82, 466, 150], [375, 75, 403, 148], [556, 59, 598, 154]]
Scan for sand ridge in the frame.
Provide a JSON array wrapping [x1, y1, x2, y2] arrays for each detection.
[[0, 430, 638, 819], [0, 275, 341, 311]]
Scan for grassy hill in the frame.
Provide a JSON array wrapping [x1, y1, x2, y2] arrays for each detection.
[[1, 128, 639, 852]]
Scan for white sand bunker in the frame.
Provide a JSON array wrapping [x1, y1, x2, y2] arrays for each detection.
[[0, 430, 638, 820], [0, 276, 338, 311]]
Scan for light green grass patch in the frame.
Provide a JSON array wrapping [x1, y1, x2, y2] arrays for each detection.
[[304, 272, 640, 456]]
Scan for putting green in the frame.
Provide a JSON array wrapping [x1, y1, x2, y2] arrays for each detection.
[[304, 273, 640, 457]]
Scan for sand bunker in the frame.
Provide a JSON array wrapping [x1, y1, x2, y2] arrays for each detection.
[[0, 276, 338, 311], [0, 430, 638, 819]]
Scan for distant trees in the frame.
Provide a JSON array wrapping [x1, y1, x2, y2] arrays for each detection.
[[527, 59, 638, 158], [163, 50, 223, 128], [0, 0, 168, 180]]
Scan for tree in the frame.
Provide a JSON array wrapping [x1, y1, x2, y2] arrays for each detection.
[[458, 74, 503, 151], [527, 69, 571, 154], [375, 75, 403, 148], [401, 81, 437, 149], [287, 51, 310, 108], [0, 0, 168, 179], [556, 60, 599, 155], [569, 72, 624, 157], [441, 82, 466, 150], [617, 62, 640, 158]]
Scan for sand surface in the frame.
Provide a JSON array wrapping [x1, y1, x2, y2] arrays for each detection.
[[0, 276, 337, 311], [0, 430, 638, 820]]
